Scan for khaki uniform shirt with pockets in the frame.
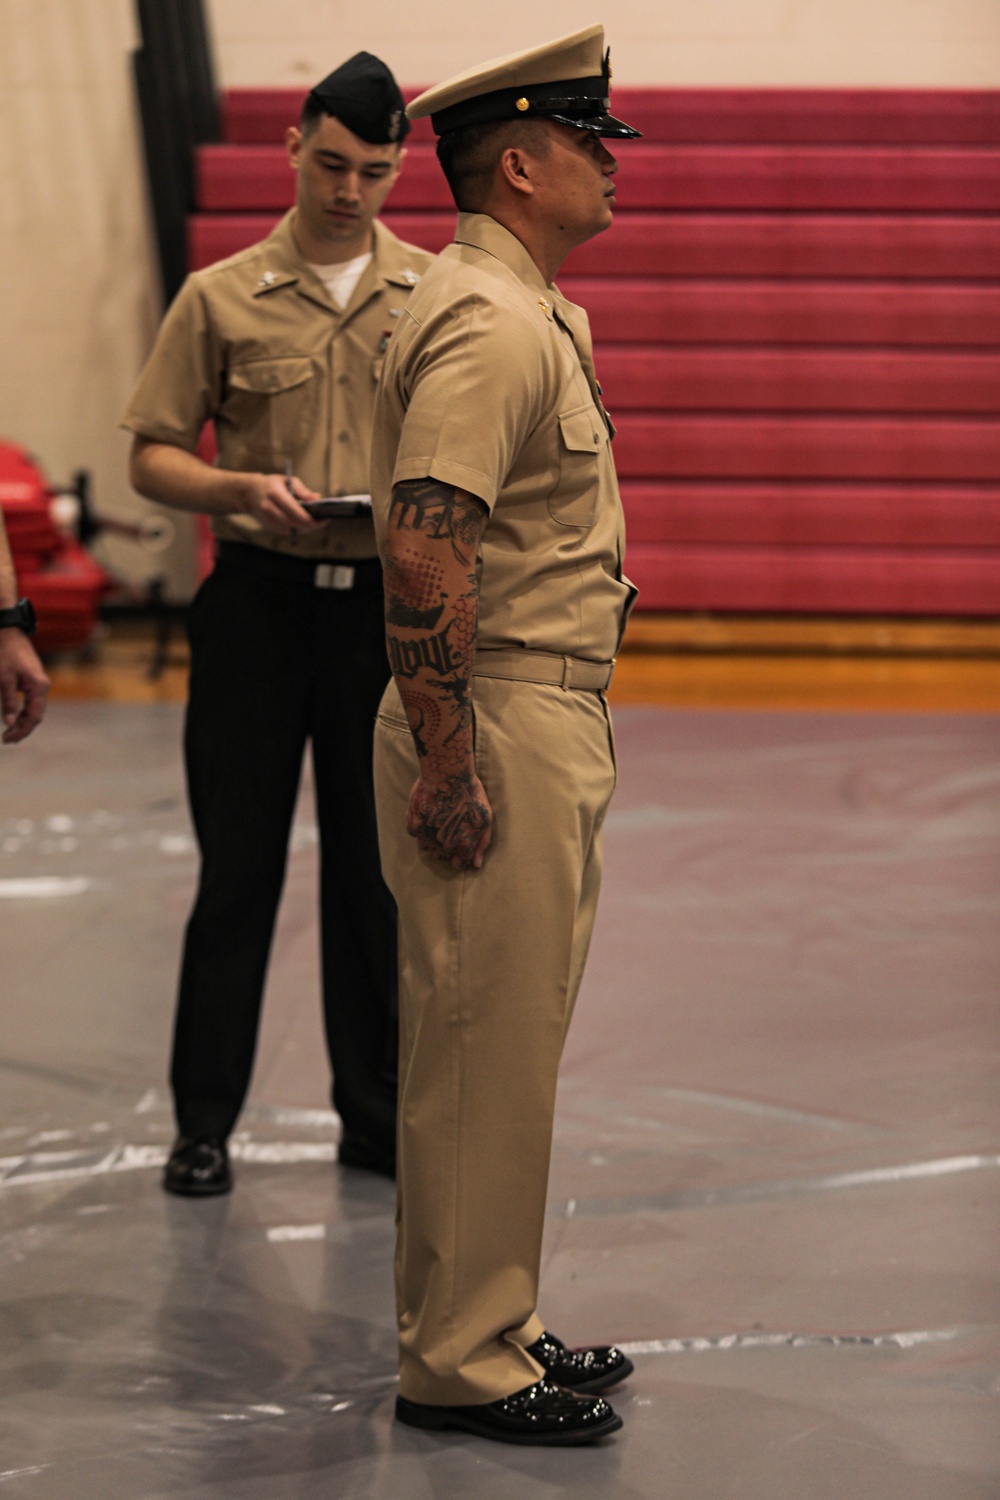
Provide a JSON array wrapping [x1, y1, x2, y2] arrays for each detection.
[[371, 213, 636, 660], [122, 212, 432, 560]]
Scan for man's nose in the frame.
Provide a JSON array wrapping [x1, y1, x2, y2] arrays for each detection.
[[338, 172, 361, 200], [602, 149, 619, 176]]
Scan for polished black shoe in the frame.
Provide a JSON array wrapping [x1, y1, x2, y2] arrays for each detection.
[[395, 1378, 622, 1446], [337, 1132, 396, 1179], [527, 1329, 634, 1394], [163, 1136, 231, 1197]]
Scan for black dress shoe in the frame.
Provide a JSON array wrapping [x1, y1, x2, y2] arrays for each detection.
[[337, 1132, 396, 1179], [395, 1378, 622, 1446], [163, 1136, 231, 1197], [527, 1329, 634, 1394]]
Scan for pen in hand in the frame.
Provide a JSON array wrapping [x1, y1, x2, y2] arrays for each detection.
[[280, 460, 321, 532]]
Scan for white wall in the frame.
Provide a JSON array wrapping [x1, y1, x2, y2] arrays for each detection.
[[208, 0, 1000, 88], [0, 0, 195, 602]]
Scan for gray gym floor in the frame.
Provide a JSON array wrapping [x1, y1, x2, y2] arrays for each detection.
[[1, 702, 998, 1498]]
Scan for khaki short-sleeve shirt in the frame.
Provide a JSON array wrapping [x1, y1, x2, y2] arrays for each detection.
[[371, 213, 636, 660], [121, 213, 432, 560]]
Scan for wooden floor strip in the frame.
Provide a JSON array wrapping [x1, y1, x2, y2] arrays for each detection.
[[42, 618, 1000, 714]]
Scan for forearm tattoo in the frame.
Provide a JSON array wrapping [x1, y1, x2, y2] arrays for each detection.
[[385, 479, 486, 779]]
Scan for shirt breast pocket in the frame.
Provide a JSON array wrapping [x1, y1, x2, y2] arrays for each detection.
[[224, 356, 318, 463], [548, 403, 607, 527]]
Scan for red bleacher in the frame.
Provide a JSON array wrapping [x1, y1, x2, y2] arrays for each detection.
[[188, 86, 1000, 616]]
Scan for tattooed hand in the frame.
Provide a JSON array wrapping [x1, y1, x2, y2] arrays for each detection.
[[385, 478, 492, 867], [407, 771, 493, 870]]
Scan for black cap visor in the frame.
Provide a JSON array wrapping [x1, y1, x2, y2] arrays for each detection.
[[547, 109, 641, 139]]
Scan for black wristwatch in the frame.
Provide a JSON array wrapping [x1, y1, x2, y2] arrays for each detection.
[[0, 599, 37, 635]]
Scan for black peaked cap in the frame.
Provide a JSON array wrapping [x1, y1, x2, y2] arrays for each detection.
[[308, 52, 410, 144]]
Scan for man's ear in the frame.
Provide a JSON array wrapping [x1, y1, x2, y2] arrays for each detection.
[[498, 146, 535, 198], [286, 125, 303, 170]]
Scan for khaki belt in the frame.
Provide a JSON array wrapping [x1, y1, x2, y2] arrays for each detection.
[[473, 648, 615, 692]]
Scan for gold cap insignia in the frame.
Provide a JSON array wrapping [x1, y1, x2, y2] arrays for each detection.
[[515, 97, 530, 112], [388, 110, 401, 142]]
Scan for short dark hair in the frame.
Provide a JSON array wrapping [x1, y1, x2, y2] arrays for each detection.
[[300, 94, 328, 140], [436, 119, 551, 211]]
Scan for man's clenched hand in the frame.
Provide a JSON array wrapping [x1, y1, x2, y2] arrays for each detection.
[[407, 770, 493, 870], [0, 629, 49, 744], [238, 473, 322, 536]]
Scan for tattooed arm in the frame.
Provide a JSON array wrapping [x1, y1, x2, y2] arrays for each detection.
[[384, 478, 492, 870]]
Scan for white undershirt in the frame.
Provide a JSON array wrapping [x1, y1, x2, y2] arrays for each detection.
[[306, 251, 373, 310]]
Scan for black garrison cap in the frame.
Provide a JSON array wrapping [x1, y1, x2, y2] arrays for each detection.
[[307, 52, 410, 144], [407, 24, 640, 140]]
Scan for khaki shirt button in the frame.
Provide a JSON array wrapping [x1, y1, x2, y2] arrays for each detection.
[[593, 432, 599, 443], [337, 374, 349, 385], [337, 431, 350, 443]]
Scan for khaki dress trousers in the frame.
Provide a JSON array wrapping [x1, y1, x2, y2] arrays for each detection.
[[374, 670, 617, 1405]]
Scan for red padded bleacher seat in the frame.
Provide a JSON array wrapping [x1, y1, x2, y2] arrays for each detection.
[[599, 349, 1000, 415], [189, 211, 1000, 281], [564, 280, 1000, 347], [612, 415, 1000, 482], [195, 140, 1000, 215], [626, 544, 1000, 615], [621, 483, 1000, 549], [567, 213, 1000, 280], [221, 86, 1000, 147]]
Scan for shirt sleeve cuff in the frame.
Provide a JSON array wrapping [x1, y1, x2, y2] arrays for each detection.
[[391, 457, 497, 512], [119, 415, 202, 451]]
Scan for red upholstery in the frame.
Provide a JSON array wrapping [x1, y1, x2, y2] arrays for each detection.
[[564, 280, 1000, 347], [0, 442, 62, 570], [20, 544, 111, 654], [612, 415, 1000, 481], [190, 210, 1000, 281], [0, 442, 110, 650], [187, 87, 1000, 617], [626, 545, 1000, 615], [196, 141, 1000, 214], [621, 483, 1000, 548], [599, 350, 1000, 414], [221, 86, 1000, 146]]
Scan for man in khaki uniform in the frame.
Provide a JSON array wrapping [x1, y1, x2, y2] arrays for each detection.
[[123, 55, 431, 1194], [371, 26, 640, 1446]]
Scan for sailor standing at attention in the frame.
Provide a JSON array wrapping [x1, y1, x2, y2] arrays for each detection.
[[123, 54, 431, 1194], [370, 25, 640, 1446]]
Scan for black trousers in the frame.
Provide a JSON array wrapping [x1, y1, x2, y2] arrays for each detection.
[[171, 542, 398, 1147]]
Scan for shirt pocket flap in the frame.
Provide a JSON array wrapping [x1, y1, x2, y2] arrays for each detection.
[[558, 404, 607, 455], [229, 357, 315, 395]]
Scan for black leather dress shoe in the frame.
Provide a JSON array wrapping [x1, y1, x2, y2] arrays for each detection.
[[163, 1137, 231, 1197], [527, 1329, 634, 1393], [337, 1132, 396, 1179], [395, 1378, 622, 1446]]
